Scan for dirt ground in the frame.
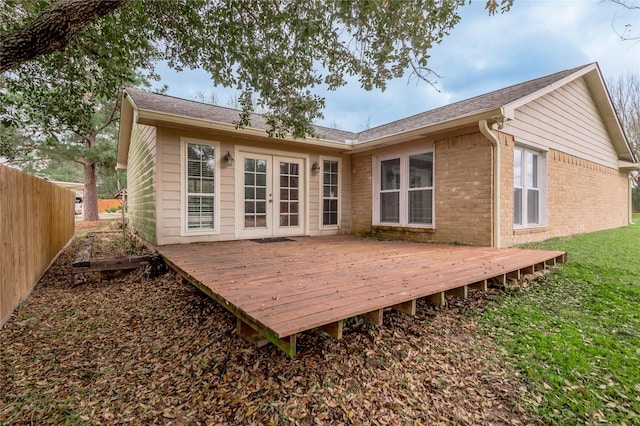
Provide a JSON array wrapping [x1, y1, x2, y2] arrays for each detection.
[[0, 228, 536, 425]]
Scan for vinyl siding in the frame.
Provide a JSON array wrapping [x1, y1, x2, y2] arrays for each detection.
[[154, 127, 349, 245], [504, 77, 619, 168], [126, 124, 157, 244]]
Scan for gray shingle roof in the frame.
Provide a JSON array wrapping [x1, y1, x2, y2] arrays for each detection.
[[357, 64, 590, 141], [125, 64, 591, 144], [124, 87, 357, 143]]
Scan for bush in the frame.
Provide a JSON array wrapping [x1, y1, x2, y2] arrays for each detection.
[[633, 186, 640, 213]]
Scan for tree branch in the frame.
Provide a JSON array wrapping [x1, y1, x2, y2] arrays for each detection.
[[0, 0, 129, 73]]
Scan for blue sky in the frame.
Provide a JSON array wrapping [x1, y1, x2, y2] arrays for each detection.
[[152, 0, 640, 131]]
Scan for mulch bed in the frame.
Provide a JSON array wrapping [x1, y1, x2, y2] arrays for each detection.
[[0, 233, 536, 425]]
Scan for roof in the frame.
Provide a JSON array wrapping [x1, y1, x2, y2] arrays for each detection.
[[123, 87, 357, 143], [358, 65, 588, 142], [117, 63, 636, 167]]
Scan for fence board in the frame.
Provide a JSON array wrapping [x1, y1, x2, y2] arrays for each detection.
[[1, 165, 75, 327]]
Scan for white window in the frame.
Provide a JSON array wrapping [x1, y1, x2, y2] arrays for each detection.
[[321, 158, 340, 227], [514, 146, 545, 227], [376, 151, 434, 226], [183, 139, 219, 233]]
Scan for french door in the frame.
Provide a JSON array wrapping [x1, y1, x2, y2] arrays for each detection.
[[237, 152, 305, 238]]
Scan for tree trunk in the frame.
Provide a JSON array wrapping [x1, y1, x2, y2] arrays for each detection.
[[82, 134, 99, 221], [0, 0, 128, 73]]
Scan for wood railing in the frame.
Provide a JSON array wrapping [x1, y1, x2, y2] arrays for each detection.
[[1, 165, 75, 327]]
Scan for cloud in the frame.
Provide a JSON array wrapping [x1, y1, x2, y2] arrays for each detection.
[[153, 1, 640, 132]]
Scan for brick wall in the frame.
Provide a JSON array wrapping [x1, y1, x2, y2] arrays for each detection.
[[351, 132, 493, 245], [350, 155, 373, 234], [500, 136, 630, 246]]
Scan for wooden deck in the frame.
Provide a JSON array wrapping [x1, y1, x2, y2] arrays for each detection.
[[157, 235, 566, 355]]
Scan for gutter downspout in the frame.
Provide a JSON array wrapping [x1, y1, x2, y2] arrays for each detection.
[[479, 119, 501, 248]]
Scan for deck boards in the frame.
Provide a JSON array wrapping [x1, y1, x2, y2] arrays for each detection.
[[157, 235, 565, 355]]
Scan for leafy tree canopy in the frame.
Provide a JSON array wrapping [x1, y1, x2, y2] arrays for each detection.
[[2, 0, 513, 138]]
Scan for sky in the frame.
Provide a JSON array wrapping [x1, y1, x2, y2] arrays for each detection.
[[152, 0, 640, 132]]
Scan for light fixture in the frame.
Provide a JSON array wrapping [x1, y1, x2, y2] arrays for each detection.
[[311, 161, 320, 175], [223, 151, 234, 167]]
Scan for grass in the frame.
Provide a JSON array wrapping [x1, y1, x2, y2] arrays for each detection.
[[482, 219, 640, 424]]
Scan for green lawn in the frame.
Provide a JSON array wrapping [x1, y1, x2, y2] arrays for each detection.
[[482, 219, 640, 424]]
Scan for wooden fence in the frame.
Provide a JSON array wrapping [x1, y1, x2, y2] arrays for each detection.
[[1, 165, 75, 328], [98, 198, 123, 212]]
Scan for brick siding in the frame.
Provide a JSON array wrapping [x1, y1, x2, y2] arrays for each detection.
[[351, 131, 493, 245], [500, 134, 629, 246]]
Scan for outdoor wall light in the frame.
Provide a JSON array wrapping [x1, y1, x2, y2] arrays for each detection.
[[223, 151, 234, 167], [311, 161, 320, 175]]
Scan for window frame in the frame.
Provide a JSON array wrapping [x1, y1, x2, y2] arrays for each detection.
[[319, 156, 341, 229], [373, 148, 435, 227], [513, 145, 547, 229], [180, 137, 221, 236]]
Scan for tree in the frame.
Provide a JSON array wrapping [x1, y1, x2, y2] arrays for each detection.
[[2, 0, 513, 137], [610, 0, 640, 41], [608, 72, 640, 188], [2, 0, 512, 219]]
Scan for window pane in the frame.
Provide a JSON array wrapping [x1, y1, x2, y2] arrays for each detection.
[[514, 188, 522, 225], [408, 189, 432, 224], [380, 192, 400, 223], [381, 158, 400, 190], [526, 151, 538, 188], [527, 189, 539, 224], [514, 148, 522, 188], [409, 153, 433, 188], [187, 143, 215, 230], [322, 160, 339, 226], [187, 195, 214, 229]]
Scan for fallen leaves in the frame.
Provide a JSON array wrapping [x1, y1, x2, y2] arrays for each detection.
[[1, 234, 537, 425]]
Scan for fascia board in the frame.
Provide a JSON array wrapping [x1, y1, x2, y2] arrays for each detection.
[[136, 109, 352, 152], [502, 63, 596, 115], [116, 94, 136, 170], [349, 108, 504, 154]]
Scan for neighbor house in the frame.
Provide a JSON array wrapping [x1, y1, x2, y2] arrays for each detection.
[[116, 63, 638, 248]]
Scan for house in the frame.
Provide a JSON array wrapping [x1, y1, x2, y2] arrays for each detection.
[[116, 63, 638, 248]]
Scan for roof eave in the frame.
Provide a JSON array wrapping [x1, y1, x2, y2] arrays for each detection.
[[135, 108, 352, 152], [116, 92, 136, 170], [618, 160, 640, 172], [349, 108, 504, 154]]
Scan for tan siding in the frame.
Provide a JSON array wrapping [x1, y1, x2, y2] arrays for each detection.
[[154, 127, 348, 244], [504, 77, 619, 168], [126, 124, 157, 244]]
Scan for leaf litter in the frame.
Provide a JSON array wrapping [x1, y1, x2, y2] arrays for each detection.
[[1, 231, 538, 425]]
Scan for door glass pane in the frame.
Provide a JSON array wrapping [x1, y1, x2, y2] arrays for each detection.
[[244, 157, 267, 229], [279, 161, 299, 228]]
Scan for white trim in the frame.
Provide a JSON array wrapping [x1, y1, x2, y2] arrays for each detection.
[[319, 156, 342, 230], [233, 146, 309, 239], [180, 137, 221, 236], [373, 147, 435, 228], [513, 145, 548, 230]]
